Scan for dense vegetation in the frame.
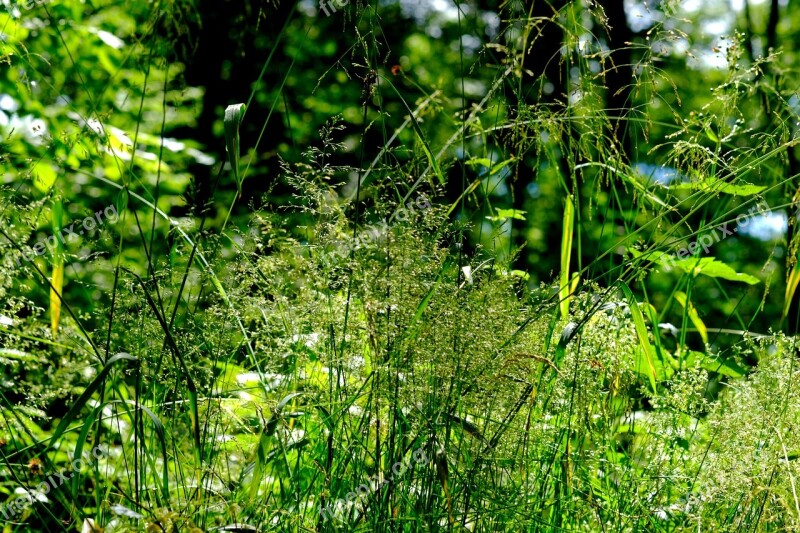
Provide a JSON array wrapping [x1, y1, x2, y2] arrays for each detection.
[[1, 0, 800, 531]]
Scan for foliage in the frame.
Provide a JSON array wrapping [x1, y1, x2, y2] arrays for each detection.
[[0, 0, 799, 531]]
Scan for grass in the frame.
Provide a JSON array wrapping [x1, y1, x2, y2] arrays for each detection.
[[1, 0, 800, 531]]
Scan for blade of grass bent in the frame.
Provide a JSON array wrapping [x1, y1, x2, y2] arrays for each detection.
[[224, 103, 246, 197]]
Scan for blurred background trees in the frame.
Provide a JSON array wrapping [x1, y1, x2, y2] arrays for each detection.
[[2, 0, 799, 349], [4, 0, 800, 342]]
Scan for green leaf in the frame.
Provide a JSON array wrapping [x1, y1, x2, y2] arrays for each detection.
[[638, 250, 761, 285], [672, 257, 759, 285], [249, 392, 304, 499], [510, 269, 530, 281], [487, 208, 526, 222], [467, 157, 514, 178], [553, 320, 577, 367], [684, 351, 746, 378], [33, 164, 57, 193], [466, 158, 492, 168], [415, 129, 445, 186], [674, 291, 708, 344], [705, 125, 719, 143], [641, 286, 675, 376], [488, 159, 514, 177], [670, 177, 766, 196], [619, 282, 659, 393]]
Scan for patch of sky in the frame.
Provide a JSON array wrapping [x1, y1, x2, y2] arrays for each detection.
[[634, 162, 684, 186], [624, 0, 661, 33], [739, 210, 788, 241]]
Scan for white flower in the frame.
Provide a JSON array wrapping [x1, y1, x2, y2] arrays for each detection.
[[26, 117, 47, 144], [0, 94, 18, 112]]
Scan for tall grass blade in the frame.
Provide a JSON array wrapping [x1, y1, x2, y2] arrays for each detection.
[[50, 197, 64, 335], [559, 195, 575, 319], [675, 290, 708, 345], [784, 262, 800, 322], [619, 282, 658, 393]]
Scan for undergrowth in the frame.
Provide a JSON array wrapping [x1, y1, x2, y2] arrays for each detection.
[[1, 0, 800, 531]]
